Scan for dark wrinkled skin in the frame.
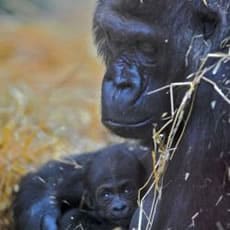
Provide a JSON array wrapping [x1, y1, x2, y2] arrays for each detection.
[[94, 0, 230, 229], [13, 143, 152, 230]]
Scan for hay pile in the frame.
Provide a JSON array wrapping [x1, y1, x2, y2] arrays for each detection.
[[0, 86, 69, 228], [0, 19, 110, 229]]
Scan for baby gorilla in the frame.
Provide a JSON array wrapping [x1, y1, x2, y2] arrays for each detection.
[[59, 144, 146, 230], [13, 143, 151, 230]]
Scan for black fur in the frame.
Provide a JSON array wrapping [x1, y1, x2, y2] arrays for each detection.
[[94, 0, 230, 229], [13, 143, 151, 230]]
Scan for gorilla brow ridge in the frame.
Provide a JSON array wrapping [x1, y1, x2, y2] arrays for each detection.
[[94, 3, 160, 43]]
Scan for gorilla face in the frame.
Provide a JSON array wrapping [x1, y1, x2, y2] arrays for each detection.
[[94, 179, 138, 226], [85, 145, 145, 227], [93, 0, 223, 138]]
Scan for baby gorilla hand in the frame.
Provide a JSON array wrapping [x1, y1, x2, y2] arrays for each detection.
[[16, 197, 60, 230], [41, 214, 58, 230]]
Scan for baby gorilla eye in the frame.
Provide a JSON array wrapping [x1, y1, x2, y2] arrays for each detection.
[[104, 192, 111, 198], [122, 185, 133, 194], [100, 189, 113, 200]]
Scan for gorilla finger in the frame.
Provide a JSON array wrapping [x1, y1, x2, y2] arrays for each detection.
[[41, 215, 58, 230]]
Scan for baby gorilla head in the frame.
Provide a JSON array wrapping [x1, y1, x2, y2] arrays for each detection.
[[85, 145, 144, 227], [58, 143, 151, 230]]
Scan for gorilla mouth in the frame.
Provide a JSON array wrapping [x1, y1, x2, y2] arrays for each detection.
[[103, 116, 154, 128], [103, 116, 154, 138], [110, 216, 130, 226]]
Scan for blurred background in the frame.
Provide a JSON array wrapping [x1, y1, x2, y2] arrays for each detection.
[[0, 1, 120, 229]]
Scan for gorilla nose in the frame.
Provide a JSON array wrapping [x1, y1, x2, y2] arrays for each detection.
[[113, 63, 142, 90], [114, 75, 133, 89], [112, 200, 129, 217], [113, 203, 127, 212]]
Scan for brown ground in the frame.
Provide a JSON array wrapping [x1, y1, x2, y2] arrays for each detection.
[[0, 2, 119, 229]]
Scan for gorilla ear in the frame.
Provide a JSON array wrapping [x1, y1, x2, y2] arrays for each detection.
[[128, 144, 153, 177], [197, 9, 219, 40], [193, 1, 229, 41], [83, 170, 96, 209], [84, 192, 95, 209]]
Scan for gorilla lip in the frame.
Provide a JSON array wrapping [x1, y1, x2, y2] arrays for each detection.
[[103, 116, 154, 128], [110, 216, 130, 225]]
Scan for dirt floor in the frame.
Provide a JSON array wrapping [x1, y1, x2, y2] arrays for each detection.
[[0, 1, 120, 229]]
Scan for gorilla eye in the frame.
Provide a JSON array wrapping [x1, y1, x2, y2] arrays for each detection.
[[198, 12, 218, 39], [136, 42, 155, 55], [122, 186, 133, 194], [104, 192, 111, 197], [100, 190, 112, 199]]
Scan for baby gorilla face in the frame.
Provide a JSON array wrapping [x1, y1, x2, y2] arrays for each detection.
[[86, 145, 144, 227], [95, 179, 138, 226]]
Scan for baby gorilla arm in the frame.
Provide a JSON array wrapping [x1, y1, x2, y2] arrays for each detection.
[[13, 143, 151, 230], [13, 154, 93, 230]]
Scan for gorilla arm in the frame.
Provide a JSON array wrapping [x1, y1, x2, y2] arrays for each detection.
[[13, 154, 93, 230]]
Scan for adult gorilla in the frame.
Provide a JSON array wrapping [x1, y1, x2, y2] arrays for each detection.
[[94, 0, 230, 229]]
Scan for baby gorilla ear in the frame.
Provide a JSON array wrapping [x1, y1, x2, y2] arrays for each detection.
[[84, 191, 95, 210]]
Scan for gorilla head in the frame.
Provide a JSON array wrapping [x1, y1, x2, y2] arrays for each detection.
[[85, 146, 144, 227], [93, 0, 229, 138]]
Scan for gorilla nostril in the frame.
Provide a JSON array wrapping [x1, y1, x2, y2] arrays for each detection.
[[113, 203, 127, 212], [112, 63, 142, 90], [114, 77, 133, 89]]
